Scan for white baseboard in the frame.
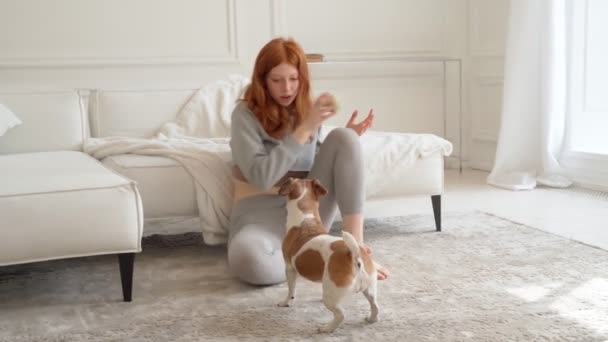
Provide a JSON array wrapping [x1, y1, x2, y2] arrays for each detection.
[[561, 151, 608, 192], [467, 160, 493, 172]]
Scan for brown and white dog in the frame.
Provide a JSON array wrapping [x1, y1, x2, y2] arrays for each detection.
[[277, 177, 379, 333]]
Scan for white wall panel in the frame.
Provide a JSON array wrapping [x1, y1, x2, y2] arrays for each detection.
[[310, 61, 445, 135], [471, 78, 502, 143], [0, 0, 237, 66], [0, 0, 476, 170], [467, 0, 510, 170], [469, 0, 509, 56], [0, 0, 277, 88], [272, 0, 446, 60]]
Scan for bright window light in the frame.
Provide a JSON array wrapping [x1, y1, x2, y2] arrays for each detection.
[[567, 0, 608, 155]]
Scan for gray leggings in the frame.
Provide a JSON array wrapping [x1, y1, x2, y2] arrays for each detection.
[[227, 128, 364, 285]]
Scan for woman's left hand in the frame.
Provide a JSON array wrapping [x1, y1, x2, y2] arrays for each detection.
[[346, 109, 374, 136], [361, 242, 373, 254], [360, 242, 390, 280]]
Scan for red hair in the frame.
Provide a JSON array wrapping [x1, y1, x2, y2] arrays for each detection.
[[243, 37, 312, 139]]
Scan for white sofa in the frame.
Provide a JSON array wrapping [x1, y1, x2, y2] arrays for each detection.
[[0, 90, 143, 302], [0, 83, 451, 298], [86, 85, 451, 235]]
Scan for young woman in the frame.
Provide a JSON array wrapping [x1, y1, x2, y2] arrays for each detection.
[[228, 37, 389, 285]]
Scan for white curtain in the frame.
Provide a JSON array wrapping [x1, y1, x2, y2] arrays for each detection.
[[487, 0, 572, 190]]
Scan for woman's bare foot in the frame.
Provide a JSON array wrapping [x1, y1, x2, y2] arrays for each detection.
[[375, 261, 390, 280], [360, 243, 390, 280]]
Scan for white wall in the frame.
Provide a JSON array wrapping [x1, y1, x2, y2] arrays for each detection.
[[0, 0, 269, 87], [466, 0, 510, 171], [0, 0, 510, 170]]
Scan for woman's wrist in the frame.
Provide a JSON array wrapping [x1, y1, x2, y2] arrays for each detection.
[[292, 126, 314, 144]]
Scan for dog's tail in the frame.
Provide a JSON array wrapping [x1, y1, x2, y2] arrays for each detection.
[[342, 231, 360, 258], [342, 231, 369, 292], [342, 231, 364, 269]]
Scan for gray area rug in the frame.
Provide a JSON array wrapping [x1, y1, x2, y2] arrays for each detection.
[[1, 212, 607, 342]]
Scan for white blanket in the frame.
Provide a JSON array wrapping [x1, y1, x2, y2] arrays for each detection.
[[84, 75, 250, 245], [157, 75, 250, 139], [321, 126, 453, 198], [84, 136, 234, 245]]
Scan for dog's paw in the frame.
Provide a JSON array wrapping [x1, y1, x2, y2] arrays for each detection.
[[277, 300, 292, 307], [365, 315, 378, 323], [317, 326, 336, 334]]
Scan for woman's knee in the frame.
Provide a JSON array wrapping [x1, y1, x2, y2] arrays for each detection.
[[324, 127, 360, 152], [227, 227, 285, 285]]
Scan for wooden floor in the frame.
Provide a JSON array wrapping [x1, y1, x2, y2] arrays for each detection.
[[364, 169, 608, 251]]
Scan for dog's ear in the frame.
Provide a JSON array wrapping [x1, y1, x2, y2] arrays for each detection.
[[311, 179, 327, 197], [278, 177, 296, 196]]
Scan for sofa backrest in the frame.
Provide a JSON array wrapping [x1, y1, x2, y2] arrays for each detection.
[[89, 89, 197, 138], [0, 90, 88, 154]]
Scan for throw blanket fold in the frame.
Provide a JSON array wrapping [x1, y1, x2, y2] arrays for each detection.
[[359, 131, 453, 199], [84, 75, 250, 245], [84, 136, 234, 245], [321, 126, 453, 199]]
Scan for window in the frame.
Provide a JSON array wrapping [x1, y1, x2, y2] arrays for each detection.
[[562, 0, 608, 191]]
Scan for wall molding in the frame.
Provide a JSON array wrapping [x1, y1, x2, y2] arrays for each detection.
[[472, 133, 498, 143], [467, 159, 494, 172], [0, 0, 239, 68], [309, 60, 446, 81], [468, 0, 508, 57], [470, 50, 505, 58], [309, 59, 461, 150], [312, 50, 448, 62], [270, 0, 447, 61], [471, 76, 503, 143], [561, 150, 608, 192]]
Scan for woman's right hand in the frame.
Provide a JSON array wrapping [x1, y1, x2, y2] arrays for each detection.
[[293, 92, 337, 143]]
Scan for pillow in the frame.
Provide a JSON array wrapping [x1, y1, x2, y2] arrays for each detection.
[[0, 103, 22, 136]]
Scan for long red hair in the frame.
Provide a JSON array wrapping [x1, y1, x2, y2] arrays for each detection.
[[243, 37, 312, 139]]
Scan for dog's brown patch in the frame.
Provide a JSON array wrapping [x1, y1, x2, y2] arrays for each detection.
[[285, 183, 303, 200], [328, 241, 355, 287], [279, 178, 328, 218], [282, 225, 325, 262], [294, 249, 324, 282], [295, 180, 326, 222]]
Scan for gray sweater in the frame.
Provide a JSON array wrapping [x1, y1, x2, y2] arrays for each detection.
[[230, 101, 320, 190]]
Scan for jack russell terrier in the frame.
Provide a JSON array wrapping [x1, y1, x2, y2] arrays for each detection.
[[277, 177, 379, 333]]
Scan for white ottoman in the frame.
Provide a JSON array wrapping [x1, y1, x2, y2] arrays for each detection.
[[0, 151, 143, 301]]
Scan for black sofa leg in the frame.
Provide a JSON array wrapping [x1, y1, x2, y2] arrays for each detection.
[[118, 253, 135, 302], [431, 195, 441, 232]]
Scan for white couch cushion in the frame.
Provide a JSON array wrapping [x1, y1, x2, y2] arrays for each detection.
[[101, 154, 198, 219], [366, 152, 444, 199], [0, 151, 143, 266], [90, 89, 196, 138], [99, 150, 444, 223], [0, 103, 22, 136], [0, 90, 87, 154]]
